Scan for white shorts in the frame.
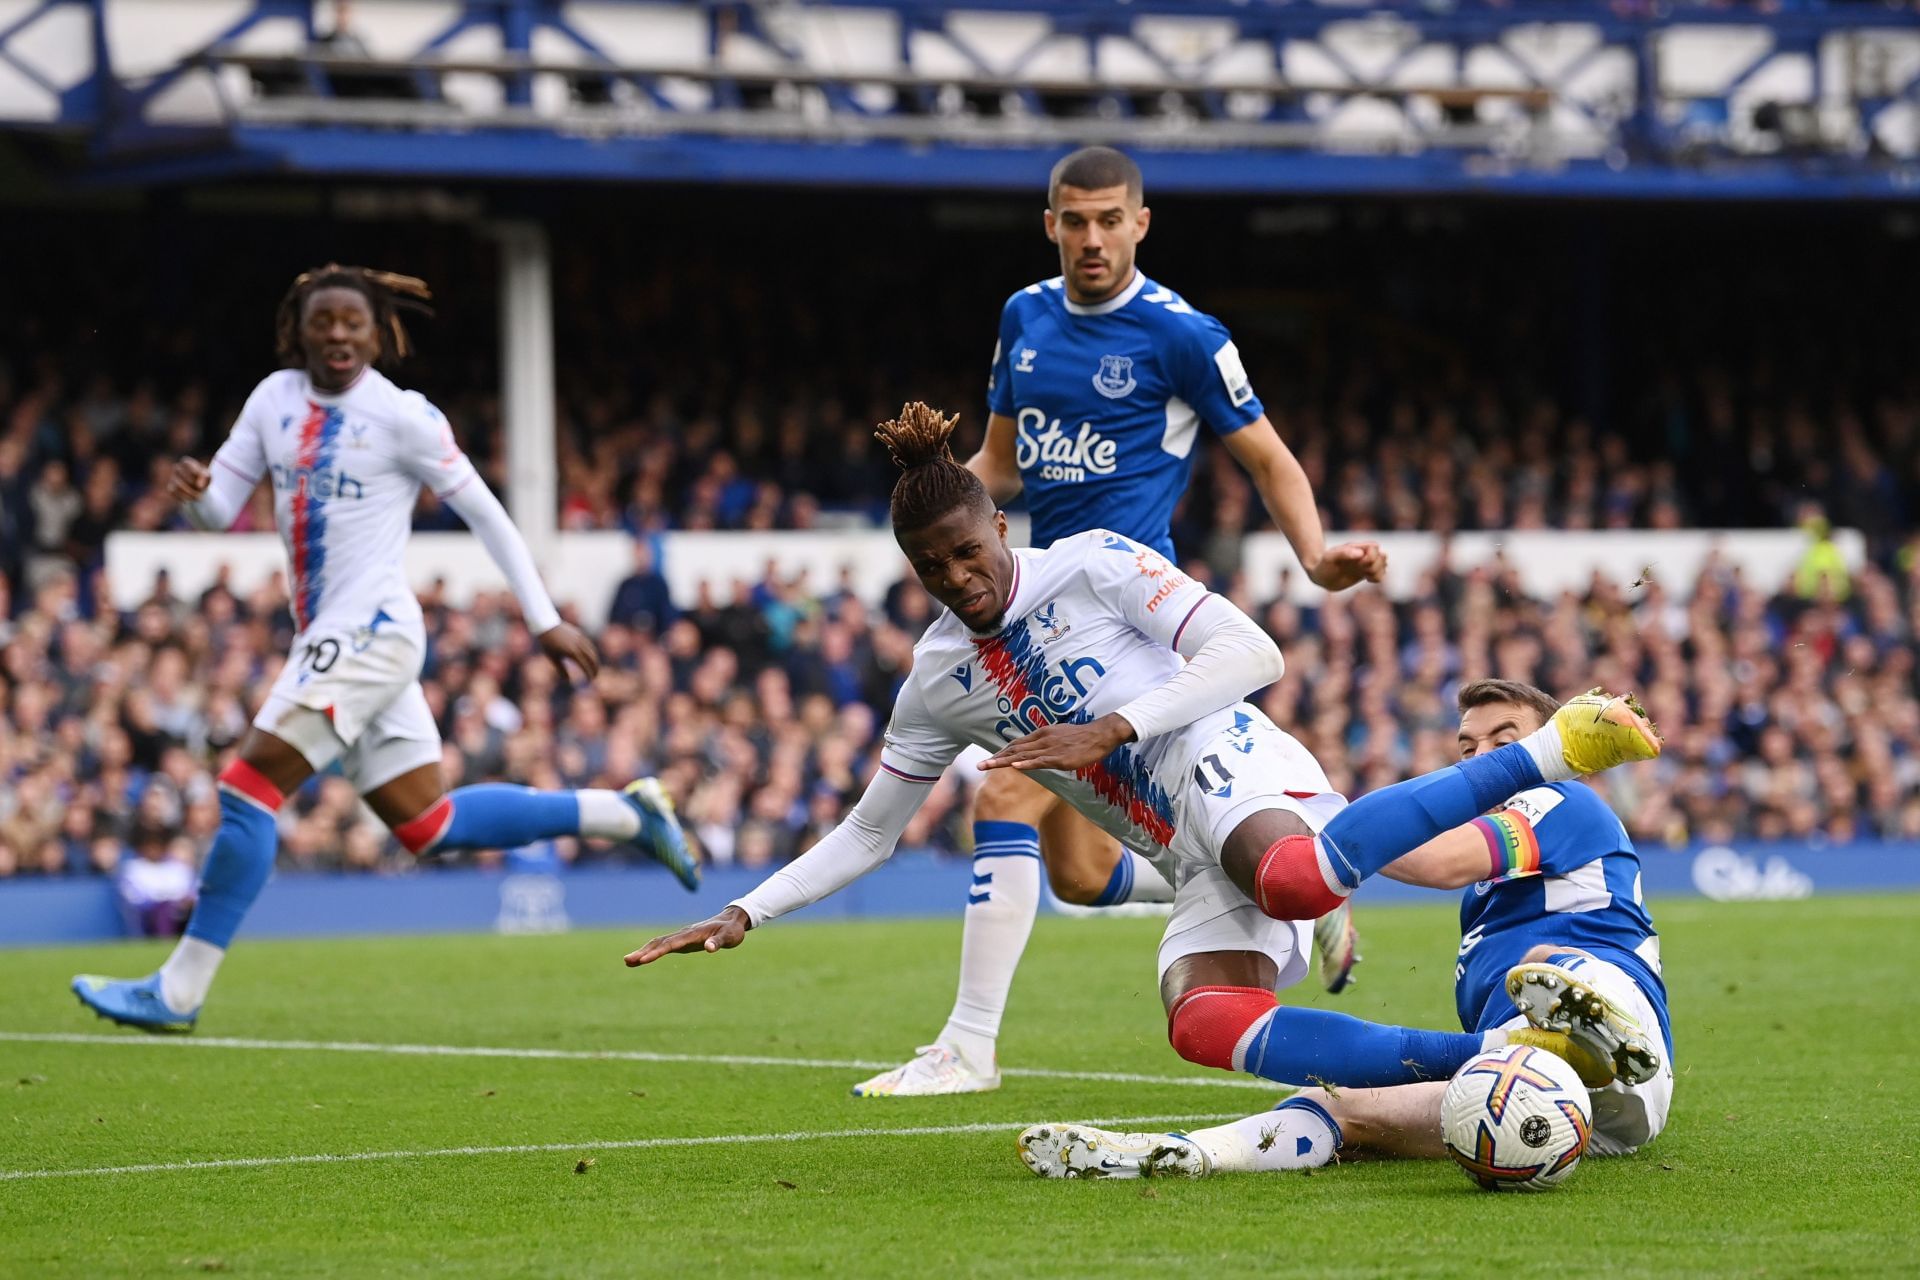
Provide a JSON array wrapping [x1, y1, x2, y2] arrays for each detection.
[[1154, 711, 1349, 984], [254, 625, 441, 792], [1496, 952, 1674, 1156]]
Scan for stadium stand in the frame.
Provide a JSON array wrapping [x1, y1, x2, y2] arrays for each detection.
[[4, 525, 1917, 890], [2, 204, 1915, 899], [3, 201, 1915, 552]]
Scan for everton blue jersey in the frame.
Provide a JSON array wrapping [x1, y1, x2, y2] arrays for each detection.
[[987, 271, 1264, 560], [1453, 782, 1673, 1058]]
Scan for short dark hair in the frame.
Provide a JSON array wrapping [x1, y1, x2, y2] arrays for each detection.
[[874, 401, 993, 533], [1456, 678, 1561, 727], [1048, 146, 1143, 208]]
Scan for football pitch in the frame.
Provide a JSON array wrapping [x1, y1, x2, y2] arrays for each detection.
[[3, 895, 1917, 1278]]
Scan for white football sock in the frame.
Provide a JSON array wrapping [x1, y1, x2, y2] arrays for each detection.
[[1189, 1101, 1340, 1173], [939, 850, 1041, 1074], [1518, 718, 1576, 782], [576, 789, 644, 840], [158, 936, 226, 1013], [1122, 851, 1175, 903]]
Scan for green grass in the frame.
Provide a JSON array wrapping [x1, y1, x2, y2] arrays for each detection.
[[3, 896, 1917, 1278]]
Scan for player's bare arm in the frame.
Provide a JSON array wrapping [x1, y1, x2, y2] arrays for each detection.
[[1380, 686, 1574, 890], [536, 621, 600, 682], [624, 766, 933, 971], [1377, 825, 1491, 889], [167, 457, 212, 505], [625, 906, 751, 966], [1219, 418, 1386, 591], [963, 413, 1023, 504], [980, 712, 1135, 773], [432, 459, 600, 680]]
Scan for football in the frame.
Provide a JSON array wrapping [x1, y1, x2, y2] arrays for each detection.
[[1441, 1044, 1594, 1192]]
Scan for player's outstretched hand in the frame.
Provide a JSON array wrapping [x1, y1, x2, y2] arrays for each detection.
[[981, 713, 1134, 774], [1306, 541, 1387, 592], [538, 622, 601, 683], [624, 906, 751, 967], [166, 457, 212, 506]]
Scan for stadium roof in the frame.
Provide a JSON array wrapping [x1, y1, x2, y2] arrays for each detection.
[[2, 0, 1917, 199]]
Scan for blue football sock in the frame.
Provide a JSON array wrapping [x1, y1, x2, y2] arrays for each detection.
[[184, 791, 280, 949], [436, 784, 583, 851], [1317, 741, 1544, 889], [1088, 851, 1174, 906], [1089, 851, 1134, 906], [1241, 1006, 1487, 1089], [968, 820, 1042, 898]]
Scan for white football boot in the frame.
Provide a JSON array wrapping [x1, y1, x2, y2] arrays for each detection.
[[1017, 1124, 1212, 1179], [1312, 899, 1361, 994], [850, 1044, 1001, 1097], [1506, 962, 1662, 1085]]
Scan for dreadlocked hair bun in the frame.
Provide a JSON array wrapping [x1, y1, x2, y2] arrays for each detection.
[[276, 263, 435, 369], [875, 402, 992, 532], [874, 401, 959, 470]]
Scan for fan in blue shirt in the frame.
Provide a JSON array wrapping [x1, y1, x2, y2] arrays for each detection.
[[852, 147, 1385, 1100]]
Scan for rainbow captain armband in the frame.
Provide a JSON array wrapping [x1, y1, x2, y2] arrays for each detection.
[[1472, 809, 1541, 883]]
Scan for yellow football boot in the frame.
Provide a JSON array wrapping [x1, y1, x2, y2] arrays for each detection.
[[1552, 688, 1662, 775]]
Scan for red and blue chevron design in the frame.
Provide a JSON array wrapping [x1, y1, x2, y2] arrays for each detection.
[[973, 614, 1051, 733], [289, 401, 345, 631], [1078, 744, 1176, 847], [973, 615, 1176, 847]]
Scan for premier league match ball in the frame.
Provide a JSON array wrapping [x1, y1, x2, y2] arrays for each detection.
[[1441, 1044, 1594, 1192]]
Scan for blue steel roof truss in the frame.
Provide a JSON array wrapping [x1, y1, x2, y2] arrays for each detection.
[[9, 0, 1918, 198]]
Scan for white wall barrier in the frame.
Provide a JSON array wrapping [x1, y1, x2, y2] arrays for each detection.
[[104, 525, 1865, 632]]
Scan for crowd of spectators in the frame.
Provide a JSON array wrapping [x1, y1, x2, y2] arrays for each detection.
[[4, 521, 1918, 915], [6, 204, 1916, 590], [546, 362, 1920, 550], [3, 201, 1916, 925]]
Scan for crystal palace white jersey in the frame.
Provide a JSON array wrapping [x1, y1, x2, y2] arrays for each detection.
[[879, 530, 1257, 855], [208, 367, 476, 640]]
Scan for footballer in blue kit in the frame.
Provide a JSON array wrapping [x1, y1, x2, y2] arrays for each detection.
[[1284, 676, 1676, 1165], [986, 268, 1257, 562], [1453, 779, 1672, 1062], [853, 146, 1386, 1098], [1022, 677, 1676, 1179]]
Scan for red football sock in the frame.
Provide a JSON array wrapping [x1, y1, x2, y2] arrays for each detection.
[[1253, 834, 1346, 920], [1167, 985, 1278, 1070]]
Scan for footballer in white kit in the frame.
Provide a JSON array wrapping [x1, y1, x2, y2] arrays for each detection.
[[74, 264, 696, 1034], [871, 526, 1340, 987], [222, 361, 492, 782], [628, 404, 1664, 1126], [858, 144, 1383, 1102]]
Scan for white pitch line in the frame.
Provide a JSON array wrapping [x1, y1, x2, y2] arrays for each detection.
[[0, 1113, 1243, 1182], [0, 1030, 1277, 1091]]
